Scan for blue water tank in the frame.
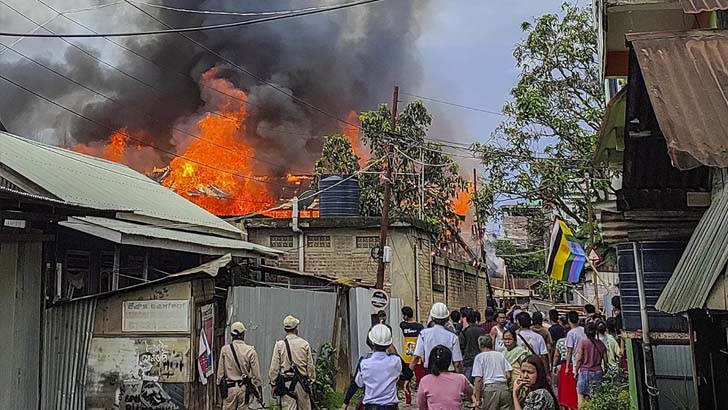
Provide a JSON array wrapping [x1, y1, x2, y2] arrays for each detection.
[[319, 175, 360, 217]]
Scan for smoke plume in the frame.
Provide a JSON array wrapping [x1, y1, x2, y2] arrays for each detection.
[[0, 0, 429, 176]]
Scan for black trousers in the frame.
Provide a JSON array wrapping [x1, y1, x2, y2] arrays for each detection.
[[363, 404, 398, 410]]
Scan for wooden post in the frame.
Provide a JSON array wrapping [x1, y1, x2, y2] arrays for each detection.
[[376, 86, 398, 289]]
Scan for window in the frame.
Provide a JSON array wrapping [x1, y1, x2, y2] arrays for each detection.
[[306, 235, 331, 248], [270, 235, 294, 248], [432, 264, 446, 291], [65, 250, 91, 298], [355, 236, 380, 249]]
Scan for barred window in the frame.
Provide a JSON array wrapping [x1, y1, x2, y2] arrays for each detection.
[[432, 265, 446, 290], [307, 235, 331, 248], [355, 236, 380, 249], [270, 235, 294, 248]]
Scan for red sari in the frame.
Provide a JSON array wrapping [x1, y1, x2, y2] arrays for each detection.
[[557, 365, 578, 409]]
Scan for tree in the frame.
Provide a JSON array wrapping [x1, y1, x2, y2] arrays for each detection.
[[358, 101, 466, 234], [494, 239, 544, 277], [473, 3, 610, 236], [312, 134, 360, 187]]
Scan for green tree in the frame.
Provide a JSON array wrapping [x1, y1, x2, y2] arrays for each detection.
[[358, 101, 467, 232], [495, 239, 544, 277], [312, 134, 360, 187], [473, 3, 611, 233]]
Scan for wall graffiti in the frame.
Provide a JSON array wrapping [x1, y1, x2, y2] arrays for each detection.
[[86, 337, 190, 410]]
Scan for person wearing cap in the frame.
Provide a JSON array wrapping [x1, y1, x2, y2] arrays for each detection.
[[269, 315, 316, 410], [353, 324, 413, 410], [216, 321, 263, 410], [410, 303, 464, 374]]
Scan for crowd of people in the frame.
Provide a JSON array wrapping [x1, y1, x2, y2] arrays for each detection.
[[345, 298, 624, 410]]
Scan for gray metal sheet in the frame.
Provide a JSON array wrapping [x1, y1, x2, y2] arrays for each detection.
[[348, 287, 405, 373], [656, 185, 728, 313], [41, 299, 96, 410], [0, 241, 42, 409], [226, 286, 338, 399], [628, 30, 728, 170], [680, 0, 728, 12], [0, 131, 239, 235]]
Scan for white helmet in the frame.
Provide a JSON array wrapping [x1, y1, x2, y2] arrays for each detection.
[[430, 302, 450, 320], [368, 324, 393, 346]]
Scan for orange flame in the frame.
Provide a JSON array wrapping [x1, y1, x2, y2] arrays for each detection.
[[103, 129, 127, 163], [343, 111, 369, 166], [160, 71, 274, 216], [453, 183, 473, 217]]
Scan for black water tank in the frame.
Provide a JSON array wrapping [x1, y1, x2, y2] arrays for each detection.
[[319, 175, 360, 217], [616, 242, 688, 333]]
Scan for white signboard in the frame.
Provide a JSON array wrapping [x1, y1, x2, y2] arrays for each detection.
[[122, 300, 190, 333]]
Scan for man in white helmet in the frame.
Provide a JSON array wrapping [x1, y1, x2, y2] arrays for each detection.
[[409, 303, 464, 374], [270, 315, 315, 410], [352, 324, 413, 410], [216, 321, 263, 410]]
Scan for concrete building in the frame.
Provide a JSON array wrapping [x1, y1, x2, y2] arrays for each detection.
[[242, 216, 491, 321]]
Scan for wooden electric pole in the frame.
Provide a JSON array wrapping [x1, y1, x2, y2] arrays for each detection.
[[586, 171, 600, 309], [376, 86, 398, 290]]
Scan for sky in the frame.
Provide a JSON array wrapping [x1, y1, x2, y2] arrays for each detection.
[[413, 0, 562, 151]]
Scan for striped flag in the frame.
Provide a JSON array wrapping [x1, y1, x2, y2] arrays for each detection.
[[546, 219, 586, 283]]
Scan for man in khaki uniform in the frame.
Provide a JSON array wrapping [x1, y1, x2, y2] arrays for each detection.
[[269, 315, 316, 410], [216, 322, 263, 410]]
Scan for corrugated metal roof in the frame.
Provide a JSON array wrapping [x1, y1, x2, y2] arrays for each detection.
[[628, 30, 728, 170], [680, 0, 728, 13], [0, 131, 239, 236], [60, 216, 281, 257], [656, 186, 728, 313]]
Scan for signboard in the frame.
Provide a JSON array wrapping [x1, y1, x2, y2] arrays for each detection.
[[197, 304, 215, 382], [370, 290, 389, 311], [122, 300, 190, 333]]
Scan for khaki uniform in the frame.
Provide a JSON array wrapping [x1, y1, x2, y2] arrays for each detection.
[[216, 340, 263, 410], [269, 334, 316, 410]]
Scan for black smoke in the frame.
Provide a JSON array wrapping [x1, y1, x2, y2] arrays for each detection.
[[0, 0, 428, 175]]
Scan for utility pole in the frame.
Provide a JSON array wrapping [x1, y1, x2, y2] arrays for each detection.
[[586, 171, 599, 309], [376, 86, 398, 290], [472, 168, 496, 308]]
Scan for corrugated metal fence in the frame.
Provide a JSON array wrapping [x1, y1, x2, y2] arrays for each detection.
[[226, 286, 338, 399], [348, 287, 404, 372], [653, 344, 696, 410], [41, 299, 97, 410]]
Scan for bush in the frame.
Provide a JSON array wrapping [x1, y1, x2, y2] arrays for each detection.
[[313, 343, 340, 410], [582, 368, 630, 410]]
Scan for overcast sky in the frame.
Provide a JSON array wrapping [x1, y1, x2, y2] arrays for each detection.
[[414, 0, 562, 147]]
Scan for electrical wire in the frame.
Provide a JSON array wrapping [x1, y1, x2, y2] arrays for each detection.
[[401, 91, 509, 117], [393, 146, 454, 167], [127, 0, 367, 17], [10, 0, 293, 171], [0, 0, 387, 37], [122, 0, 363, 130], [0, 72, 296, 189]]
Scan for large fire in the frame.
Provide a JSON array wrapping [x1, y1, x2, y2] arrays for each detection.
[[343, 111, 369, 165], [72, 68, 276, 216], [453, 183, 473, 217]]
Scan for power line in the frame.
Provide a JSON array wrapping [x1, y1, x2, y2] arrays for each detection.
[[0, 0, 387, 37], [9, 0, 292, 170], [127, 0, 365, 17], [0, 72, 296, 189], [401, 91, 508, 117], [122, 0, 362, 130]]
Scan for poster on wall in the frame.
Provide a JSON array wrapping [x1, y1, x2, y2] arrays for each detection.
[[197, 304, 215, 383], [86, 337, 190, 410], [122, 300, 190, 333]]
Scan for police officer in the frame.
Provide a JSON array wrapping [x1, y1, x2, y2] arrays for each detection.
[[354, 324, 413, 410], [216, 321, 263, 410], [410, 303, 464, 374], [269, 315, 316, 410]]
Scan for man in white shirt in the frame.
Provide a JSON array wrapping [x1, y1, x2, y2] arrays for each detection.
[[472, 334, 512, 410], [515, 311, 549, 369], [565, 311, 586, 374], [410, 302, 464, 373]]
